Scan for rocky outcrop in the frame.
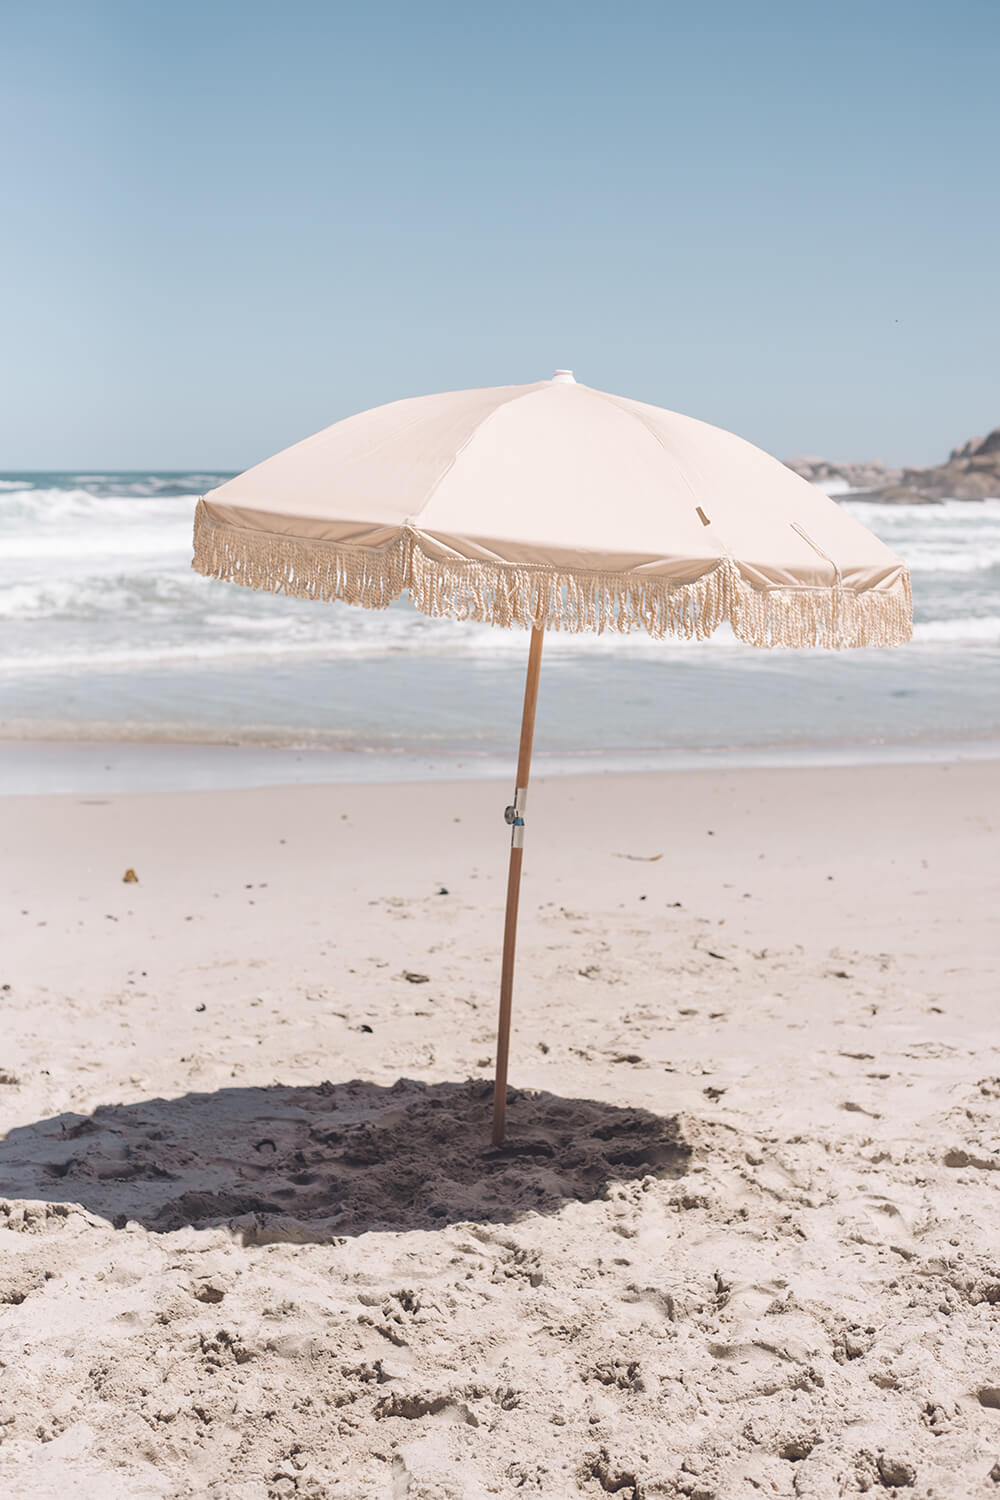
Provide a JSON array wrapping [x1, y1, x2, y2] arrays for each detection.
[[786, 427, 1000, 503], [904, 428, 1000, 500], [784, 457, 902, 491]]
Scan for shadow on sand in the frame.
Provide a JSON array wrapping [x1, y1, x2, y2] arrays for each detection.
[[0, 1078, 691, 1243]]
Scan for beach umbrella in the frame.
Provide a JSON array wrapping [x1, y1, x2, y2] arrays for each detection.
[[192, 371, 912, 1143]]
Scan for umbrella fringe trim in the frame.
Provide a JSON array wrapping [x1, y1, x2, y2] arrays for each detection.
[[193, 500, 912, 649], [192, 500, 409, 611]]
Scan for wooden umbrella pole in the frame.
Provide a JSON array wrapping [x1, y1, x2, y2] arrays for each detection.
[[491, 625, 545, 1145]]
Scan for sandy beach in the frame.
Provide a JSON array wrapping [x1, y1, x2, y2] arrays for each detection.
[[0, 760, 997, 1497], [6, 1, 998, 1496]]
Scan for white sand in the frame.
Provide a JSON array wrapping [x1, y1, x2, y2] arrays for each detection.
[[0, 762, 998, 1498]]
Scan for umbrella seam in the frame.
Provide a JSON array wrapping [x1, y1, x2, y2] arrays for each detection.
[[585, 387, 737, 558], [403, 383, 550, 526], [203, 389, 533, 508]]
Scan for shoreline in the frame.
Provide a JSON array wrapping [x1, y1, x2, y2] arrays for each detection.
[[2, 730, 999, 797]]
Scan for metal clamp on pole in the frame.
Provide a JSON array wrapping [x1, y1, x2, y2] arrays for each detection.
[[504, 787, 528, 848]]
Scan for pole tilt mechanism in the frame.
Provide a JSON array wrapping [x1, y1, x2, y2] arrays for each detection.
[[504, 788, 527, 848]]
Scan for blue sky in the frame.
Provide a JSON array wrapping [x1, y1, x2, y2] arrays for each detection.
[[2, 0, 997, 470]]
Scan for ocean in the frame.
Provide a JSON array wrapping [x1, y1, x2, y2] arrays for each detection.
[[2, 471, 998, 788]]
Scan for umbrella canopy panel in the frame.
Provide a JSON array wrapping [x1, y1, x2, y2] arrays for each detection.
[[193, 374, 911, 649]]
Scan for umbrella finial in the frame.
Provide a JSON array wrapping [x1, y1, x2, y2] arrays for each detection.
[[551, 369, 576, 384]]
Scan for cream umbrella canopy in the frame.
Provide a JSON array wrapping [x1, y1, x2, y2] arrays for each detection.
[[192, 371, 912, 1142]]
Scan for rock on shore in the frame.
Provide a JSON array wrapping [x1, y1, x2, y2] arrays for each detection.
[[783, 456, 903, 492], [786, 426, 1000, 503]]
